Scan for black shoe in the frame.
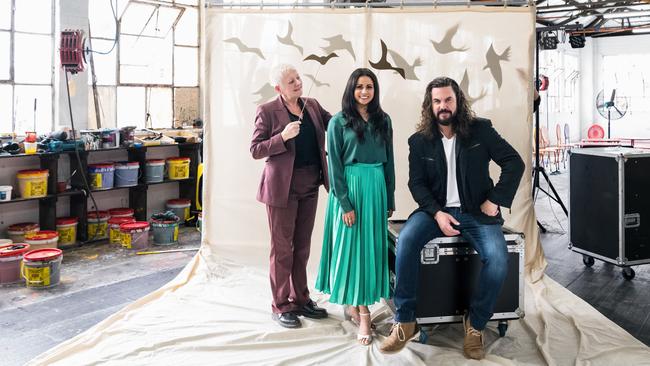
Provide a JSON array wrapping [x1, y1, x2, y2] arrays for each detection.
[[296, 300, 328, 319], [272, 312, 301, 328]]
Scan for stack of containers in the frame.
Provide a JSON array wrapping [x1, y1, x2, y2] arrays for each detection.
[[25, 231, 59, 250], [87, 211, 110, 240], [56, 217, 78, 246], [108, 217, 135, 245], [0, 243, 30, 284], [7, 223, 40, 243]]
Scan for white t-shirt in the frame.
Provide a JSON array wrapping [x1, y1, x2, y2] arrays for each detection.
[[442, 135, 461, 208]]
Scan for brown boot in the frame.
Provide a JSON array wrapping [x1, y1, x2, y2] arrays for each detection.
[[379, 322, 419, 354], [463, 315, 485, 360]]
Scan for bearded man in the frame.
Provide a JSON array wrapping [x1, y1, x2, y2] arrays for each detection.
[[380, 77, 524, 360]]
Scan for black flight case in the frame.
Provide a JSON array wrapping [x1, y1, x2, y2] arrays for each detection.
[[387, 220, 525, 337], [569, 147, 650, 280]]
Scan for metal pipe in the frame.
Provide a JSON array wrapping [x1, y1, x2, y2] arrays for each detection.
[[206, 0, 529, 8]]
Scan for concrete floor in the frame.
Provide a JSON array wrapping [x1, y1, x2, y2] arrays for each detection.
[[1, 167, 649, 365]]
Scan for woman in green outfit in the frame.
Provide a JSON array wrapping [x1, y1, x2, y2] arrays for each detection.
[[316, 68, 395, 346]]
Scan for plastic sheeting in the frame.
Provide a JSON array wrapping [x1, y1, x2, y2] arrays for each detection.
[[28, 6, 650, 366]]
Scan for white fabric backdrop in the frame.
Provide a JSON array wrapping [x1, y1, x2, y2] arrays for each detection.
[[27, 6, 650, 366]]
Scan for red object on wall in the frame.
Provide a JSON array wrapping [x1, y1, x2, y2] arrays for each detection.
[[587, 124, 605, 139], [60, 30, 86, 74]]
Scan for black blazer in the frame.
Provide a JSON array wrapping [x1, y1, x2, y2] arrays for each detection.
[[407, 118, 524, 225]]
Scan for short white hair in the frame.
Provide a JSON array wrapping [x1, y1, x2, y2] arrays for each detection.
[[269, 63, 297, 87]]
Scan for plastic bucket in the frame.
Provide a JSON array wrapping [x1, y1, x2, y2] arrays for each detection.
[[7, 223, 40, 243], [24, 141, 38, 154], [56, 217, 78, 246], [166, 199, 191, 223], [22, 248, 63, 289], [88, 211, 110, 240], [0, 243, 30, 284], [108, 217, 135, 245], [17, 169, 49, 198], [197, 212, 202, 232], [108, 208, 134, 218], [151, 216, 180, 245], [120, 222, 150, 250], [24, 231, 59, 250], [0, 185, 12, 201], [88, 163, 115, 190], [145, 159, 165, 183], [114, 161, 139, 187], [166, 157, 190, 180]]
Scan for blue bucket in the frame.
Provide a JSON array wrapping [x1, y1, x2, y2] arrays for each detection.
[[114, 161, 139, 187], [88, 163, 115, 190], [151, 211, 180, 245], [145, 159, 165, 183]]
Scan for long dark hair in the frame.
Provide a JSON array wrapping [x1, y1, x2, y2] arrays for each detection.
[[341, 68, 389, 144], [416, 76, 475, 140]]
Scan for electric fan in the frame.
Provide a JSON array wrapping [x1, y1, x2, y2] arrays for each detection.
[[595, 88, 628, 139]]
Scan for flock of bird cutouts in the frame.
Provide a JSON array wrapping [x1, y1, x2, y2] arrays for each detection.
[[223, 21, 512, 104]]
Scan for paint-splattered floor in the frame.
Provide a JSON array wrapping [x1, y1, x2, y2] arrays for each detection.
[[0, 227, 201, 366]]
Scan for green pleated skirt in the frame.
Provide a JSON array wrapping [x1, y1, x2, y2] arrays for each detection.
[[315, 163, 390, 306]]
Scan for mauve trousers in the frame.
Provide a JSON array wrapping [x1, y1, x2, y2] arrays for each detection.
[[266, 165, 320, 314]]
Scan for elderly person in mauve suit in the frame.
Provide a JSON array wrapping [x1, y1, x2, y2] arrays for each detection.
[[250, 64, 332, 328]]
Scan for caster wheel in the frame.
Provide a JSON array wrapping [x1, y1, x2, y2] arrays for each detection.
[[497, 321, 508, 337], [582, 255, 595, 267], [622, 267, 635, 280]]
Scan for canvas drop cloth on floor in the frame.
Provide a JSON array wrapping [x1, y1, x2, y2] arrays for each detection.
[[27, 6, 650, 365]]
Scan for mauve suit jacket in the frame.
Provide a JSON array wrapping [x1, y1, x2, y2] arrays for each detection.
[[250, 96, 332, 208]]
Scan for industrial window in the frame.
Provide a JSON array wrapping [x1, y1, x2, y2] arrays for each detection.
[[88, 0, 199, 129], [0, 0, 55, 134]]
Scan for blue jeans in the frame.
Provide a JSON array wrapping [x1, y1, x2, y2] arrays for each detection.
[[393, 208, 508, 330]]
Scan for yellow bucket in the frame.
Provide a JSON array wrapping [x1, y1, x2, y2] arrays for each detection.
[[56, 217, 78, 246], [17, 170, 49, 198], [166, 157, 190, 180]]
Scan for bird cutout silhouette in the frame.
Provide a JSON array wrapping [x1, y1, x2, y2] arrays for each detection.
[[387, 49, 422, 81], [304, 73, 330, 88], [460, 69, 487, 106], [277, 21, 303, 55], [321, 35, 356, 61], [369, 40, 405, 79], [223, 38, 265, 60], [252, 83, 276, 104], [430, 24, 469, 54], [483, 43, 511, 89], [303, 52, 338, 65]]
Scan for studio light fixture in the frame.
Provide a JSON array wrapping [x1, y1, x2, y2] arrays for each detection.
[[602, 9, 650, 19], [569, 33, 586, 48], [540, 31, 559, 50]]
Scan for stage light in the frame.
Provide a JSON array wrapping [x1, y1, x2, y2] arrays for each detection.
[[540, 32, 559, 50], [569, 34, 586, 48]]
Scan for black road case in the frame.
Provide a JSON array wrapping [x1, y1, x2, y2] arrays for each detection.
[[569, 147, 650, 280], [387, 220, 525, 337]]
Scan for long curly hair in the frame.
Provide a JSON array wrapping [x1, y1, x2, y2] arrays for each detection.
[[415, 77, 475, 140], [341, 68, 390, 145]]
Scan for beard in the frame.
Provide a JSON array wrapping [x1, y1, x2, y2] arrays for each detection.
[[434, 109, 457, 127]]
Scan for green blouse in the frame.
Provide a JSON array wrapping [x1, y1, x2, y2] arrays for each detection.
[[326, 111, 395, 212]]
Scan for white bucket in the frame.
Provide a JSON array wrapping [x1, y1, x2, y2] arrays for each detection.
[[0, 185, 13, 201]]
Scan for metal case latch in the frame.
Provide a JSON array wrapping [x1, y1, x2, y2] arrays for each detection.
[[421, 244, 439, 264], [624, 213, 640, 228]]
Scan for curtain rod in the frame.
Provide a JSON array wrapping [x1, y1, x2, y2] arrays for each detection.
[[205, 1, 531, 8]]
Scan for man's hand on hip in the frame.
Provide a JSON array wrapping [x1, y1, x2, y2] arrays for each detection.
[[480, 200, 500, 217], [434, 211, 460, 236]]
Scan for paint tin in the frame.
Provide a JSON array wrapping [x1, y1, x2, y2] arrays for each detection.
[[166, 199, 191, 223], [0, 185, 12, 201], [108, 208, 135, 218], [87, 211, 110, 240], [56, 217, 78, 246], [114, 161, 140, 187], [7, 223, 40, 243], [22, 248, 63, 289], [108, 217, 135, 245], [166, 157, 190, 180], [119, 222, 150, 250], [16, 169, 49, 198], [145, 159, 165, 183], [0, 243, 30, 284], [151, 213, 180, 245], [88, 163, 115, 190], [24, 231, 59, 250]]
